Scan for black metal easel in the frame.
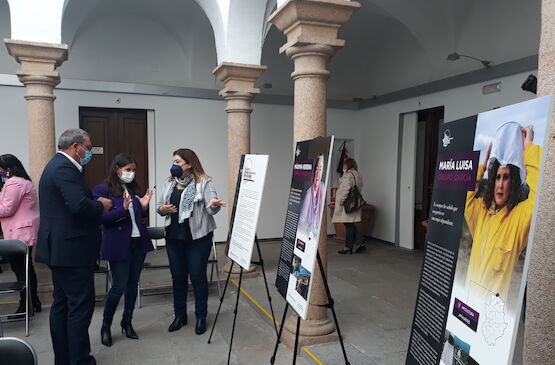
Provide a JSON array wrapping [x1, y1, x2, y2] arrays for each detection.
[[270, 251, 351, 365], [207, 235, 279, 365]]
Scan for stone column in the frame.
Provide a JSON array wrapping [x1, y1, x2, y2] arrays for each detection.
[[269, 0, 360, 347], [4, 39, 68, 184], [213, 62, 267, 276], [524, 1, 555, 363], [4, 39, 68, 302]]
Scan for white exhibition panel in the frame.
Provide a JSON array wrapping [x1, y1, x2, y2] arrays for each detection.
[[227, 154, 269, 270]]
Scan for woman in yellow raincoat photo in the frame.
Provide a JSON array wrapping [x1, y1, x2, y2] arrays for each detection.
[[464, 123, 541, 301]]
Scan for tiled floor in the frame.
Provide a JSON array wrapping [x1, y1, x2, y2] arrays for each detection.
[[0, 239, 523, 364]]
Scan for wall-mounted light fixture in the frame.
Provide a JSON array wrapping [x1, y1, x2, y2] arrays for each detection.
[[447, 52, 492, 69], [482, 82, 501, 95]]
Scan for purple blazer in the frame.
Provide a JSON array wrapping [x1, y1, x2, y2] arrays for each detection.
[[93, 183, 153, 261]]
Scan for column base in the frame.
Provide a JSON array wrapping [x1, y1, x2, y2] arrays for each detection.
[[281, 314, 338, 348], [223, 258, 260, 278]]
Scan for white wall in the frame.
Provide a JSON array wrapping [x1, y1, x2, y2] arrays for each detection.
[[356, 71, 536, 244], [0, 70, 536, 244], [0, 82, 358, 242], [251, 104, 359, 240]]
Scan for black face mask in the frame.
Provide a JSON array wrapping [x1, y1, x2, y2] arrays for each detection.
[[170, 164, 183, 178]]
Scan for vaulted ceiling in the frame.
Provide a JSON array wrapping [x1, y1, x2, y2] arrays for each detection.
[[0, 0, 542, 101]]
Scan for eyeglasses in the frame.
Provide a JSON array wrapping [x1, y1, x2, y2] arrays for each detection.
[[78, 143, 93, 152]]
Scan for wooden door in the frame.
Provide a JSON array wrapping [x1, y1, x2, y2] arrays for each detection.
[[79, 108, 148, 195]]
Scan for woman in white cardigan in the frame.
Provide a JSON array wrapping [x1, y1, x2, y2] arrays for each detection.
[[333, 158, 364, 254]]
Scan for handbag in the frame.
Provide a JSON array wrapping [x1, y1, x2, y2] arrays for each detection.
[[343, 172, 365, 213]]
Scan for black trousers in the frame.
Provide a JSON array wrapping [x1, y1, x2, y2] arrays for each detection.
[[345, 223, 357, 249], [9, 245, 40, 307], [103, 238, 146, 326], [50, 265, 96, 365]]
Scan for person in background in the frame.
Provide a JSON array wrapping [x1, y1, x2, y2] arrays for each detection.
[[0, 154, 41, 315], [333, 158, 364, 254], [93, 153, 153, 347], [36, 128, 111, 365], [157, 148, 224, 335]]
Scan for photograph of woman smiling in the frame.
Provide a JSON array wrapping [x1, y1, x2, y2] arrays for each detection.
[[464, 122, 541, 301]]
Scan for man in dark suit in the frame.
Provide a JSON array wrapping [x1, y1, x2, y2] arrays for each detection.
[[36, 128, 111, 365]]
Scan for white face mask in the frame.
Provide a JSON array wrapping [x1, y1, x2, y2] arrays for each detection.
[[120, 170, 135, 184]]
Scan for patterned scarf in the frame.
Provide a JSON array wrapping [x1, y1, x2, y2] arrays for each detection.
[[163, 174, 199, 222]]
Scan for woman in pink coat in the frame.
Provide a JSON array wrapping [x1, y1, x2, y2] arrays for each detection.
[[0, 154, 41, 314]]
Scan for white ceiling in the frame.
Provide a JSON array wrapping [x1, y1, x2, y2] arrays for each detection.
[[0, 0, 542, 101]]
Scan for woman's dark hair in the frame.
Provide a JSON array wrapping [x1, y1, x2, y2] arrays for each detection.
[[105, 153, 141, 197], [483, 159, 522, 213], [0, 154, 32, 181], [344, 158, 358, 171], [172, 148, 207, 183]]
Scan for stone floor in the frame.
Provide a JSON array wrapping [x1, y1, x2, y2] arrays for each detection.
[[0, 238, 524, 364]]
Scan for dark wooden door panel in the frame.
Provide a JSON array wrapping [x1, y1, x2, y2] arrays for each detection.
[[79, 108, 148, 195], [121, 114, 148, 193]]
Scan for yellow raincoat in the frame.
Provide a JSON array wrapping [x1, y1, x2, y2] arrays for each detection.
[[464, 143, 541, 300]]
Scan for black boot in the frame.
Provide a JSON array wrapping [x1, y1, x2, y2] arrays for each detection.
[[33, 298, 42, 313], [195, 318, 206, 335], [168, 316, 187, 332], [101, 325, 112, 347], [121, 319, 138, 339]]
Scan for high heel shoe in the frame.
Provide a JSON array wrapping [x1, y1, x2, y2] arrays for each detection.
[[195, 318, 206, 335], [337, 248, 352, 254], [101, 325, 112, 347], [168, 316, 187, 332], [121, 319, 139, 339]]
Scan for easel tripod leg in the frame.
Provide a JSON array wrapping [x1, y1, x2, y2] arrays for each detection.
[[208, 260, 235, 344], [255, 238, 279, 337], [316, 252, 351, 365], [270, 303, 289, 365], [227, 267, 244, 365], [292, 315, 301, 365]]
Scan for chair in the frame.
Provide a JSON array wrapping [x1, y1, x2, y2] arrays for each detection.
[[0, 240, 29, 337], [0, 337, 37, 365], [136, 227, 222, 308], [208, 237, 222, 296], [94, 263, 112, 301]]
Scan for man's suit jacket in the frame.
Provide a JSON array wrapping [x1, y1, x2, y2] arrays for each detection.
[[36, 153, 104, 267]]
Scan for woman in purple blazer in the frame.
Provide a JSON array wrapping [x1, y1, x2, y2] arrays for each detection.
[[0, 154, 41, 314], [92, 153, 153, 347]]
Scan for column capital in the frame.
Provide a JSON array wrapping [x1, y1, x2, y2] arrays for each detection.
[[4, 39, 69, 99], [268, 0, 361, 54], [213, 62, 268, 94]]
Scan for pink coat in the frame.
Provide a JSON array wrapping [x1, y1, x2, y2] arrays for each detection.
[[0, 176, 40, 246]]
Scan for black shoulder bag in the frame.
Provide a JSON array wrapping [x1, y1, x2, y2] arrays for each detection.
[[343, 171, 365, 213]]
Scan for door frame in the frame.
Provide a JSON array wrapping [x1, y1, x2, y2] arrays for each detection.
[[396, 112, 418, 250], [79, 106, 159, 244]]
